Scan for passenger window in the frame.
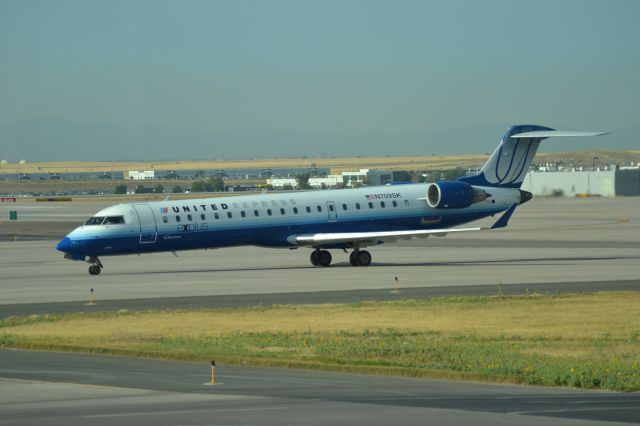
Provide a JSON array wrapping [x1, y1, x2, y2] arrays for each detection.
[[404, 200, 410, 207], [176, 215, 181, 222], [392, 200, 397, 207], [227, 212, 232, 218], [200, 213, 206, 220], [328, 204, 334, 211], [380, 201, 385, 208], [306, 206, 311, 213], [280, 208, 285, 215], [293, 207, 298, 214], [187, 214, 193, 221], [241, 211, 246, 218], [317, 205, 322, 212], [368, 202, 373, 209], [267, 209, 272, 216], [162, 216, 168, 223], [355, 203, 360, 210], [214, 213, 219, 219], [342, 204, 347, 211], [254, 210, 259, 217]]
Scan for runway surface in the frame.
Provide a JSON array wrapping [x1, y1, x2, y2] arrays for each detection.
[[1, 197, 639, 309], [1, 349, 638, 426]]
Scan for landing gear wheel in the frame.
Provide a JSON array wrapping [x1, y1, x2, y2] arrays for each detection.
[[355, 250, 372, 266], [317, 250, 332, 267], [310, 251, 319, 266], [87, 256, 103, 275], [349, 251, 358, 266]]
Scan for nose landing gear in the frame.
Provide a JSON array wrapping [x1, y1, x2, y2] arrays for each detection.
[[88, 256, 103, 275]]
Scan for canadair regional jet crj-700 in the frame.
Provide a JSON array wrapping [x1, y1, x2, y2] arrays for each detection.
[[57, 125, 605, 275]]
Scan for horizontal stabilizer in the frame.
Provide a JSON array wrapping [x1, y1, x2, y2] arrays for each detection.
[[510, 130, 608, 138]]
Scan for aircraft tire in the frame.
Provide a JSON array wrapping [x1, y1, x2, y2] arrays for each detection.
[[349, 251, 358, 266], [356, 250, 371, 266], [89, 265, 101, 275], [310, 251, 319, 266], [318, 250, 332, 267]]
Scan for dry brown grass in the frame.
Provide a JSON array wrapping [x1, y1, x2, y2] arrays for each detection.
[[6, 293, 638, 342], [0, 155, 484, 174], [4, 293, 639, 390], [3, 150, 638, 175]]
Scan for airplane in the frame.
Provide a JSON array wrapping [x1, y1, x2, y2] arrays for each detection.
[[56, 125, 606, 275]]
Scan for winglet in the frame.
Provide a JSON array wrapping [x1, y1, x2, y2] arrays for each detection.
[[491, 204, 517, 229]]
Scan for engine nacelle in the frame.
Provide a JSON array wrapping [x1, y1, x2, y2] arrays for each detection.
[[426, 181, 488, 209]]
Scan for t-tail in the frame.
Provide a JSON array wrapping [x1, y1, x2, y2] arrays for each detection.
[[459, 124, 607, 189]]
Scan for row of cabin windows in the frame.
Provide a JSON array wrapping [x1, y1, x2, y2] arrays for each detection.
[[162, 199, 410, 223]]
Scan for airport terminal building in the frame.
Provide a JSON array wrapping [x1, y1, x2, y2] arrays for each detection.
[[521, 168, 640, 197]]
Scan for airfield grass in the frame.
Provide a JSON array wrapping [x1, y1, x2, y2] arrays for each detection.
[[1, 292, 639, 391]]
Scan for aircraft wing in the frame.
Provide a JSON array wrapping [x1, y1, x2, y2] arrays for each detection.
[[288, 203, 519, 247], [289, 226, 483, 247]]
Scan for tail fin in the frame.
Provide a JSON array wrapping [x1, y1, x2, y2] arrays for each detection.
[[459, 124, 607, 188]]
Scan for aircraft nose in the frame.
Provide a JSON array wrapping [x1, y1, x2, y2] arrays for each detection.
[[56, 236, 72, 252]]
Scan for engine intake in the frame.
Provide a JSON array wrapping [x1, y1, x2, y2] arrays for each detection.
[[426, 181, 489, 209]]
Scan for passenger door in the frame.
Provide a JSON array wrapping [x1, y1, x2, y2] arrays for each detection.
[[326, 201, 337, 222], [132, 204, 157, 243]]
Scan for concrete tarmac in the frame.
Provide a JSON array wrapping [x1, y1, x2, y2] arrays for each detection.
[[1, 349, 638, 426]]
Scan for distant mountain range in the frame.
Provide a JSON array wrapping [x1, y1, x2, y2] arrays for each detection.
[[0, 118, 637, 162]]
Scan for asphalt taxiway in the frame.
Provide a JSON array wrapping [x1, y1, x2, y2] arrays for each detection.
[[1, 349, 638, 426]]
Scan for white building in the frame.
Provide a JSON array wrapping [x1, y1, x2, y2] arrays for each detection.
[[267, 178, 298, 189], [267, 169, 394, 190], [521, 168, 640, 196], [339, 169, 393, 187], [128, 170, 155, 180], [309, 175, 342, 189]]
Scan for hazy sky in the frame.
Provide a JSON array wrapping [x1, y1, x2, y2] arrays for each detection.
[[1, 0, 639, 134]]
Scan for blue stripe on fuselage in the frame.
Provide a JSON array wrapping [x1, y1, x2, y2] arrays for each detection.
[[61, 208, 503, 257]]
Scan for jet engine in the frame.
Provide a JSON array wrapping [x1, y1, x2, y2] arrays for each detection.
[[426, 181, 489, 209]]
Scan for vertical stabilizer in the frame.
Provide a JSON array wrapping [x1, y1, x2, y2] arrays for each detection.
[[459, 125, 606, 188]]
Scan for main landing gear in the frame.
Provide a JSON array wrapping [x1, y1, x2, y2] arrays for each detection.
[[310, 249, 332, 267], [349, 250, 372, 266], [88, 256, 103, 275], [309, 249, 372, 267]]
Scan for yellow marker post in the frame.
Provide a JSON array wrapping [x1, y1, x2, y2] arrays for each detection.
[[210, 360, 216, 385], [392, 276, 400, 293]]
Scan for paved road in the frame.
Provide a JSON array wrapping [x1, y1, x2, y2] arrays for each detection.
[[1, 349, 637, 426]]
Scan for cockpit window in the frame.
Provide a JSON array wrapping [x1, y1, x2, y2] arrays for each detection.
[[104, 216, 125, 225], [85, 216, 105, 225]]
